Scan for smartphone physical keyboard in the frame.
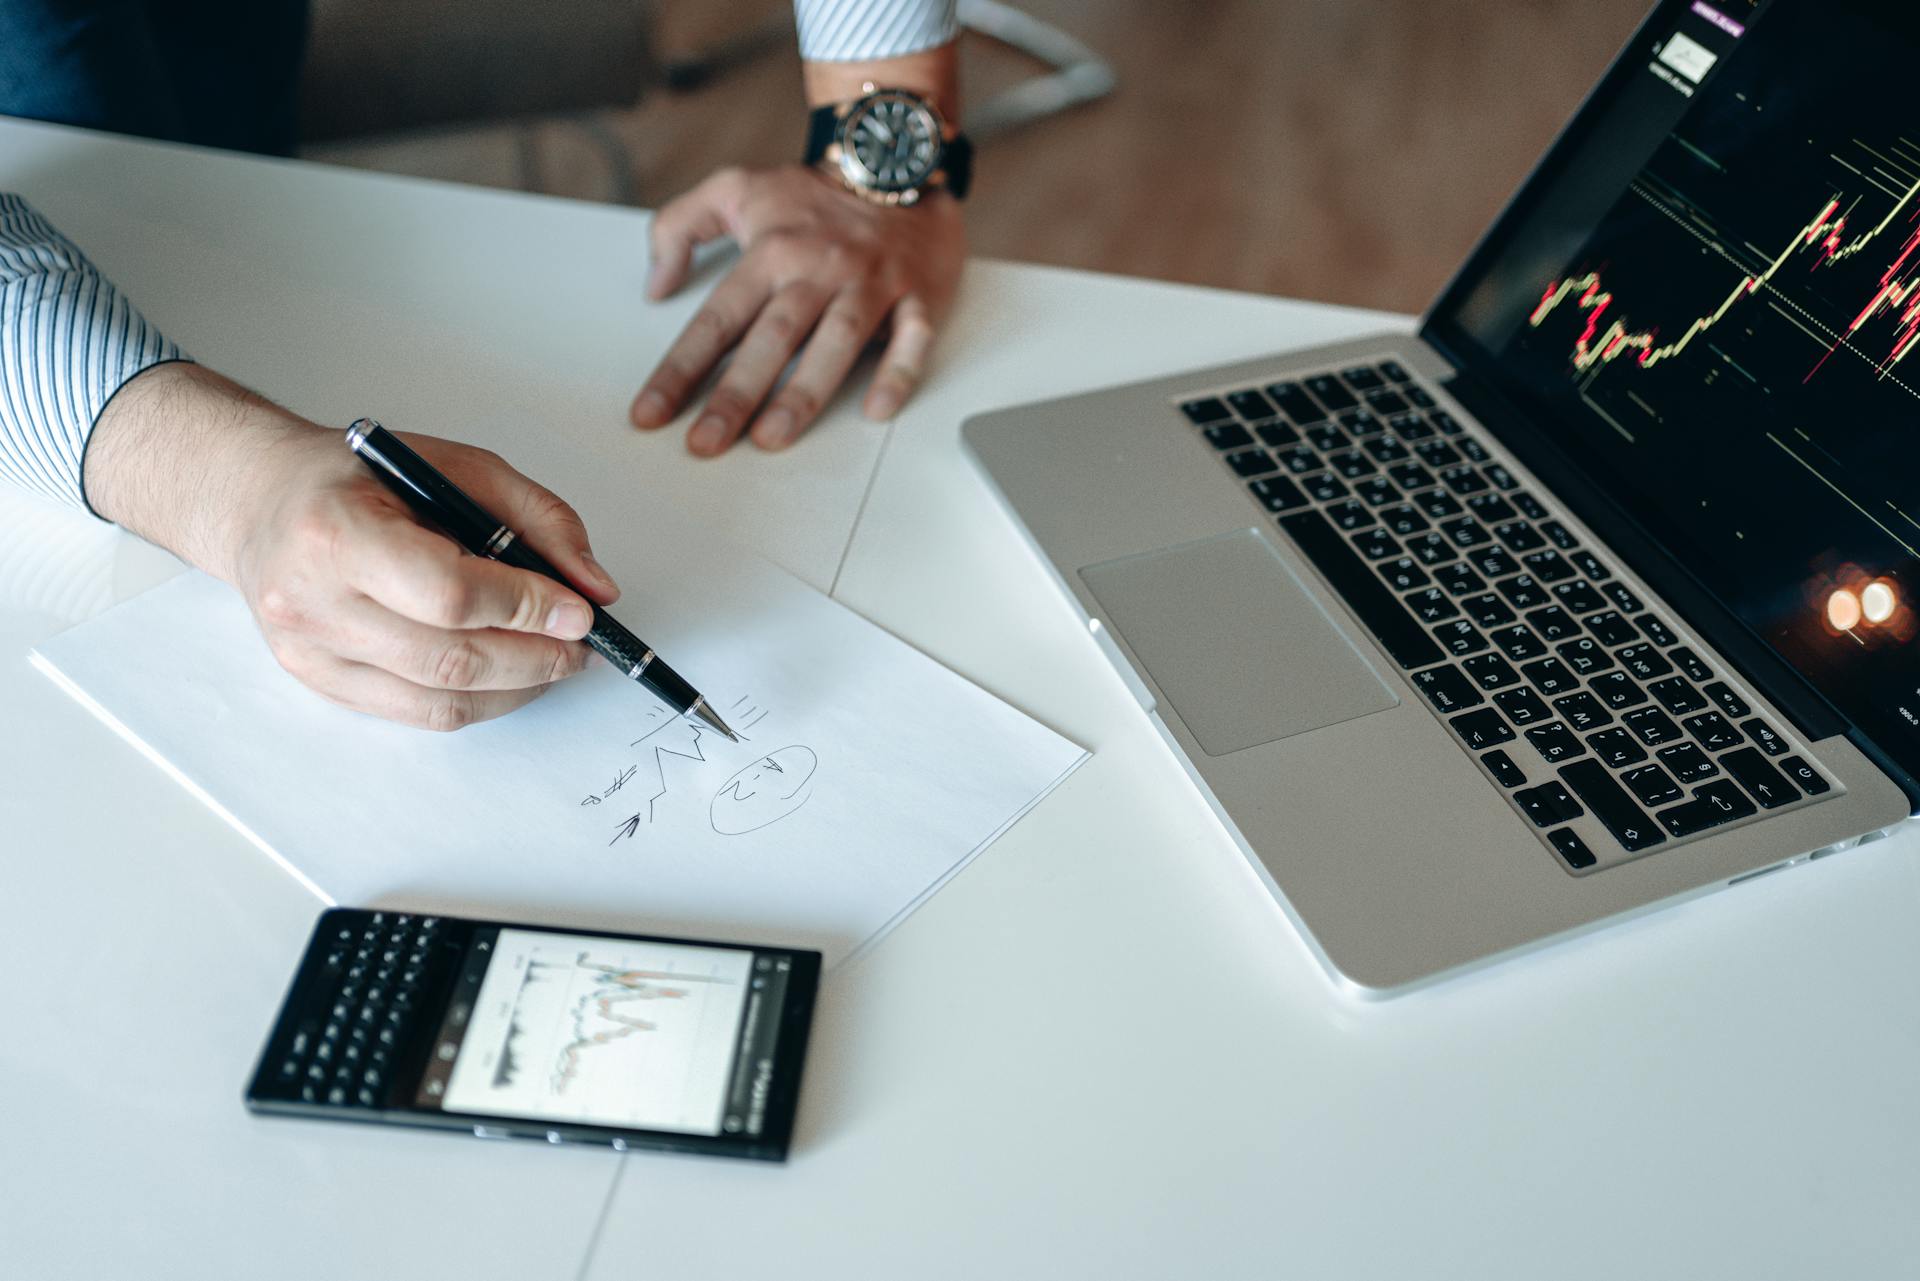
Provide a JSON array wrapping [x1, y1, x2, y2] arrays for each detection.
[[269, 911, 444, 1107], [1179, 361, 1834, 873]]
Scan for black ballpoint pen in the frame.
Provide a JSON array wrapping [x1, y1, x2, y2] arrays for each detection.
[[344, 419, 737, 741]]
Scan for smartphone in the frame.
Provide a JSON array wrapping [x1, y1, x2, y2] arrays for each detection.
[[245, 908, 820, 1162]]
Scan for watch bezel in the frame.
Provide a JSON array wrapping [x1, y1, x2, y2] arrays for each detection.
[[835, 88, 946, 206]]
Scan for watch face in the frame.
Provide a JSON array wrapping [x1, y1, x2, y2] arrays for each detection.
[[840, 91, 942, 193]]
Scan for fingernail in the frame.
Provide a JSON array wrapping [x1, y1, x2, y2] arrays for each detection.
[[756, 409, 795, 448], [867, 392, 901, 421], [690, 416, 729, 453], [634, 389, 670, 426], [546, 600, 591, 638]]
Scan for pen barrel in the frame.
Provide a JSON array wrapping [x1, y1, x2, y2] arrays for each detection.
[[348, 424, 503, 554]]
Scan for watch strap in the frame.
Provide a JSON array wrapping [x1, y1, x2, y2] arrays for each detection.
[[804, 104, 838, 167]]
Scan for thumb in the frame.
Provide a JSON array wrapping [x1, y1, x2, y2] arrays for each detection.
[[646, 168, 744, 301], [451, 450, 621, 607]]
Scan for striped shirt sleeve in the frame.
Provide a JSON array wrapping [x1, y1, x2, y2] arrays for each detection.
[[0, 194, 186, 512], [794, 0, 957, 62]]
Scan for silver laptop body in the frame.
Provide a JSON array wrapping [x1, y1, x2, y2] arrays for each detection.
[[963, 0, 1918, 994]]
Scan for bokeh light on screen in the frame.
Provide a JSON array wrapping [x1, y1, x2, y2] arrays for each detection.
[[1827, 588, 1862, 631], [1861, 580, 1897, 624]]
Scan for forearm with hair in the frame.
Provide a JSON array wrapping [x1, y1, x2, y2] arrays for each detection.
[[82, 362, 322, 584]]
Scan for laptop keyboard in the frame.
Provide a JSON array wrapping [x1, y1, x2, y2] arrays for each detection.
[[271, 911, 444, 1107], [1179, 360, 1835, 874]]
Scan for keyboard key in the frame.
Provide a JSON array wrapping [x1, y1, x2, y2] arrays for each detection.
[[1779, 756, 1830, 795], [1494, 686, 1552, 726], [1469, 547, 1520, 580], [1458, 437, 1491, 463], [1570, 550, 1611, 581], [1637, 615, 1678, 646], [1439, 464, 1488, 495], [1483, 749, 1527, 787], [1430, 410, 1464, 435], [1451, 707, 1515, 750], [1388, 461, 1436, 492], [1227, 389, 1276, 419], [1411, 665, 1482, 714], [1498, 575, 1550, 610], [1588, 727, 1648, 769], [1670, 647, 1712, 682], [1511, 492, 1549, 521], [1328, 500, 1373, 531], [1307, 423, 1348, 453], [1463, 653, 1520, 690], [1435, 620, 1489, 657], [1353, 529, 1400, 561], [1266, 381, 1324, 422], [1408, 533, 1457, 566], [1683, 710, 1742, 752], [1305, 373, 1358, 411], [1381, 505, 1430, 536], [1254, 420, 1300, 448], [1279, 510, 1443, 669], [1328, 451, 1374, 480], [1467, 493, 1516, 523], [1584, 610, 1639, 647], [1491, 625, 1546, 662], [1618, 645, 1673, 681], [1549, 827, 1597, 870], [1525, 721, 1586, 764], [1589, 671, 1647, 711], [1301, 472, 1348, 502], [1354, 477, 1401, 507], [1605, 582, 1646, 614], [1722, 747, 1799, 809], [1622, 764, 1682, 807], [1524, 606, 1578, 643], [1515, 780, 1583, 828], [1363, 435, 1411, 463], [1414, 487, 1462, 519], [1560, 760, 1664, 851], [1553, 579, 1608, 615], [1248, 476, 1311, 512], [1388, 412, 1431, 438], [1380, 557, 1429, 592], [1463, 593, 1516, 628], [1406, 587, 1460, 624], [1539, 520, 1578, 550], [1276, 446, 1322, 474], [1440, 517, 1491, 549], [1408, 387, 1436, 409], [1522, 550, 1575, 582], [1414, 440, 1462, 468], [1493, 521, 1545, 552], [1741, 718, 1788, 756], [1522, 657, 1579, 697], [1181, 397, 1231, 424], [1484, 463, 1519, 491], [1553, 693, 1611, 733], [1433, 564, 1486, 597], [1649, 676, 1706, 715], [1555, 636, 1612, 676], [1342, 365, 1386, 390], [1659, 779, 1756, 837], [1366, 390, 1410, 416], [1623, 707, 1682, 746], [1227, 449, 1279, 478], [1204, 422, 1255, 450], [1656, 742, 1718, 784], [1379, 361, 1411, 383]]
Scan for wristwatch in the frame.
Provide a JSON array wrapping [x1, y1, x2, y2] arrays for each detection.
[[805, 85, 972, 206]]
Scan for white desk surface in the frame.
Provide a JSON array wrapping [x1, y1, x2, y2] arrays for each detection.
[[2, 118, 1915, 1281]]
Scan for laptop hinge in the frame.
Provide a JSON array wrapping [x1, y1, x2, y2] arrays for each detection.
[[1428, 356, 1850, 746]]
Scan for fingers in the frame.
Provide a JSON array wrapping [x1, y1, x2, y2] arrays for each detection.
[[336, 503, 598, 641], [278, 641, 554, 732], [645, 168, 744, 302], [683, 282, 833, 456], [749, 288, 887, 450], [631, 265, 774, 431], [316, 593, 592, 693], [864, 294, 936, 420], [437, 446, 620, 605]]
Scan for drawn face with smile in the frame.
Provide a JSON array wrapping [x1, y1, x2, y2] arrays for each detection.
[[709, 746, 818, 835]]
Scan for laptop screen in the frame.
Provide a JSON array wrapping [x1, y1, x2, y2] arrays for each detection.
[[1429, 0, 1920, 785]]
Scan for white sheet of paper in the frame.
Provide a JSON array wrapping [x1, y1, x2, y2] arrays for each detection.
[[32, 548, 1085, 967]]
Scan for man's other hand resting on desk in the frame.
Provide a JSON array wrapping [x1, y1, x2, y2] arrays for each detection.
[[85, 364, 617, 730]]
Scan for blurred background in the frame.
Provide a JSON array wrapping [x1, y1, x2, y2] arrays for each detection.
[[304, 0, 1651, 315]]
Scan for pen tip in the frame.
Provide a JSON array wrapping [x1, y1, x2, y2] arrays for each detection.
[[690, 699, 738, 742]]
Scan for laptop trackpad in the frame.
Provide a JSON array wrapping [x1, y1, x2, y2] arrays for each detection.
[[1080, 530, 1398, 756]]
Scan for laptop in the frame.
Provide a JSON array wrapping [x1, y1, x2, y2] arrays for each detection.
[[963, 0, 1920, 994]]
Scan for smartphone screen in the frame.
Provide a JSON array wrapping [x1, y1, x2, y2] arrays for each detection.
[[416, 927, 787, 1139]]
